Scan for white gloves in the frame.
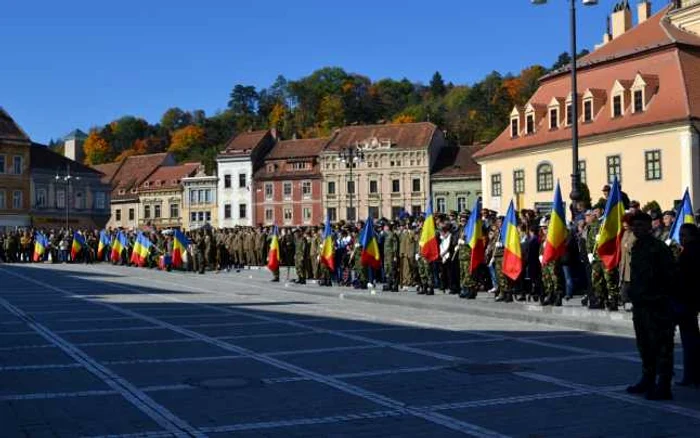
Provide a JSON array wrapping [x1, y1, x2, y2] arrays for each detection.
[[587, 253, 594, 263], [496, 242, 504, 249], [458, 239, 465, 246], [539, 255, 543, 264], [665, 239, 672, 246], [415, 254, 420, 261]]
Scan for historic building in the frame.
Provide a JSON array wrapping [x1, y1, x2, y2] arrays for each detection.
[[95, 152, 175, 229], [430, 145, 483, 214], [30, 144, 111, 229], [321, 123, 446, 221], [253, 137, 328, 227], [475, 1, 700, 213], [181, 166, 218, 230], [0, 108, 31, 230], [216, 130, 275, 227]]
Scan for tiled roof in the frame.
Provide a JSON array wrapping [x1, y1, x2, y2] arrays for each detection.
[[92, 161, 122, 184], [431, 145, 484, 179], [0, 107, 30, 143], [30, 143, 102, 176], [63, 129, 88, 141], [139, 162, 200, 191], [265, 138, 329, 160], [324, 122, 439, 152], [101, 153, 173, 199], [220, 130, 272, 155], [475, 8, 700, 160]]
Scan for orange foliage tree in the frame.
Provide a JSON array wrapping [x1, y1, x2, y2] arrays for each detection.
[[392, 114, 416, 124], [82, 131, 111, 165], [168, 125, 205, 160]]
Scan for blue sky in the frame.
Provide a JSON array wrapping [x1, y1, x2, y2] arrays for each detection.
[[1, 0, 662, 143]]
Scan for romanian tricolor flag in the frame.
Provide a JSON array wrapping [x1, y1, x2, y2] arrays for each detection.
[[111, 231, 127, 262], [360, 216, 381, 269], [71, 232, 86, 260], [267, 225, 280, 272], [320, 214, 336, 271], [500, 200, 522, 281], [669, 188, 696, 244], [97, 230, 111, 260], [33, 232, 49, 262], [464, 197, 485, 274], [596, 178, 625, 271], [419, 199, 439, 262], [542, 182, 568, 264], [130, 232, 152, 267], [172, 229, 189, 268]]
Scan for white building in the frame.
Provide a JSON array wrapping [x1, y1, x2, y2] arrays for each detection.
[[216, 130, 275, 227]]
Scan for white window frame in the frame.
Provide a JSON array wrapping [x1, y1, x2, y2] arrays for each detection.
[[12, 156, 22, 175], [436, 197, 446, 214], [264, 182, 273, 200], [302, 206, 312, 224], [264, 207, 274, 224], [239, 203, 247, 219], [283, 182, 292, 200], [283, 207, 293, 224], [301, 180, 312, 199], [36, 188, 47, 208], [12, 190, 22, 209]]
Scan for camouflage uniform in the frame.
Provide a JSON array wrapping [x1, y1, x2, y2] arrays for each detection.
[[540, 242, 562, 305], [458, 238, 478, 297], [586, 220, 607, 307], [415, 230, 432, 294], [294, 233, 308, 284], [352, 243, 367, 288], [492, 230, 510, 300], [383, 229, 399, 292]]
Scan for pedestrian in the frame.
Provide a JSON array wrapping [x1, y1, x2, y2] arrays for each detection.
[[674, 223, 700, 387]]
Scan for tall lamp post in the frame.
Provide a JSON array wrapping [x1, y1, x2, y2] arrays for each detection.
[[337, 146, 365, 222], [55, 164, 80, 229], [533, 0, 598, 215]]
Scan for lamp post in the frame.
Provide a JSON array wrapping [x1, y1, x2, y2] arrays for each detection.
[[55, 164, 80, 229], [337, 146, 365, 222], [532, 0, 597, 214]]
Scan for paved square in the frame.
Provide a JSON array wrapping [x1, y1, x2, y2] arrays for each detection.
[[1, 263, 699, 437]]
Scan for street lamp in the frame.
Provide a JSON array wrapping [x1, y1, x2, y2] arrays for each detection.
[[55, 164, 80, 229], [337, 146, 365, 222], [532, 0, 598, 214]]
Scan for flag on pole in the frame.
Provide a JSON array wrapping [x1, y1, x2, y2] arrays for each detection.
[[320, 214, 336, 271], [669, 188, 696, 244], [360, 217, 381, 269], [71, 232, 86, 260], [130, 233, 152, 266], [596, 178, 625, 271], [464, 198, 486, 274], [97, 230, 111, 260], [419, 198, 439, 262], [111, 231, 127, 262], [33, 232, 49, 262], [542, 182, 569, 264], [172, 229, 189, 268], [267, 225, 280, 272], [500, 200, 522, 281]]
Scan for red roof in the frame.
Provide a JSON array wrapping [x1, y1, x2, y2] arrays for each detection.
[[0, 107, 30, 143], [476, 7, 700, 160], [325, 122, 439, 151], [432, 145, 484, 179], [220, 130, 272, 155], [265, 138, 329, 160], [140, 162, 200, 191], [98, 153, 174, 199]]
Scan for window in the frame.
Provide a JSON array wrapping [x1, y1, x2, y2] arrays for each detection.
[[128, 208, 135, 221], [144, 205, 151, 219], [74, 191, 85, 209], [327, 181, 336, 195], [457, 197, 467, 212], [239, 173, 246, 188], [204, 189, 213, 204], [347, 180, 355, 194], [224, 204, 232, 219], [513, 170, 525, 194], [566, 104, 573, 126], [36, 189, 47, 207], [510, 118, 519, 138], [264, 183, 273, 200], [346, 207, 356, 222], [369, 180, 378, 194], [537, 163, 554, 192], [56, 190, 65, 208], [302, 207, 311, 223], [301, 181, 312, 198], [12, 190, 22, 209], [189, 190, 197, 205], [368, 206, 379, 219], [95, 192, 105, 209], [0, 191, 5, 209], [412, 178, 421, 192], [283, 182, 292, 199], [583, 100, 593, 122], [606, 155, 622, 184], [265, 208, 273, 222], [491, 174, 502, 197], [327, 207, 337, 222], [190, 212, 197, 223], [549, 108, 558, 129], [436, 198, 446, 214], [526, 114, 535, 135], [224, 174, 231, 189], [645, 150, 662, 181], [154, 205, 161, 218], [198, 212, 204, 222], [613, 95, 623, 117], [239, 203, 247, 219], [13, 156, 22, 174], [170, 203, 179, 218], [633, 90, 644, 113], [197, 189, 204, 204], [283, 208, 293, 223], [412, 205, 422, 216], [391, 179, 400, 193], [0, 155, 4, 173], [115, 209, 121, 221], [578, 161, 587, 185]]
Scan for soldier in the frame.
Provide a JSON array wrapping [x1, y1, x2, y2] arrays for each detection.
[[492, 217, 512, 302], [539, 219, 563, 307], [585, 208, 606, 309], [382, 222, 399, 292], [293, 229, 308, 284], [255, 227, 266, 266], [626, 211, 676, 401], [399, 222, 414, 290], [457, 213, 478, 299], [415, 226, 433, 295], [351, 238, 367, 289], [309, 227, 321, 281], [204, 229, 214, 270]]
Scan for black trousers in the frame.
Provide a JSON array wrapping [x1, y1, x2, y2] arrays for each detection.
[[673, 304, 700, 383], [633, 304, 675, 380]]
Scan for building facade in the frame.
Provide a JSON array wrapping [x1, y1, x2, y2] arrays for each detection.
[[137, 163, 200, 228], [182, 168, 218, 230], [475, 2, 700, 214], [430, 145, 483, 214], [253, 138, 328, 227], [0, 108, 31, 230], [321, 123, 446, 222], [217, 130, 275, 227]]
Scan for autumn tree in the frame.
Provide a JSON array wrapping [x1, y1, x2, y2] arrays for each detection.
[[268, 103, 287, 132], [317, 95, 345, 135], [168, 125, 206, 161], [392, 114, 416, 124], [161, 107, 193, 132], [83, 131, 111, 165]]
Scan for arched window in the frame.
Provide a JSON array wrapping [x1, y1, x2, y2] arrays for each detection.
[[537, 163, 554, 192]]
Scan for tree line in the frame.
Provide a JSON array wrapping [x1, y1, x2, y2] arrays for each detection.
[[48, 51, 588, 172]]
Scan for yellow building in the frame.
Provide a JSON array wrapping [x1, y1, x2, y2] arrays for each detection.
[[181, 167, 218, 230], [475, 2, 700, 214], [0, 108, 31, 230], [137, 163, 200, 229]]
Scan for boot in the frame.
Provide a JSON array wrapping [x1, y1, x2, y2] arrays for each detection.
[[426, 287, 435, 296], [503, 293, 514, 303], [417, 285, 425, 295], [646, 376, 673, 401], [626, 375, 655, 395], [459, 288, 471, 299], [271, 278, 279, 282], [516, 293, 527, 302], [468, 290, 478, 299]]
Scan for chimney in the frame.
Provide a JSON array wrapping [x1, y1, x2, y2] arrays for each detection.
[[638, 0, 651, 24], [611, 0, 632, 39]]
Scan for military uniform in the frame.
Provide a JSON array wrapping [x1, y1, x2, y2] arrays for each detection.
[[399, 229, 414, 288], [540, 241, 562, 306], [294, 232, 308, 284], [382, 228, 399, 292], [458, 234, 478, 299], [492, 229, 511, 302], [586, 220, 607, 308]]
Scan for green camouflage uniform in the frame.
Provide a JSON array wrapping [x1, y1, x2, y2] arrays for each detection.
[[294, 234, 308, 282], [492, 230, 509, 297], [383, 231, 399, 291], [415, 231, 432, 292], [458, 235, 478, 294], [540, 242, 561, 303], [352, 244, 367, 286], [586, 221, 607, 305]]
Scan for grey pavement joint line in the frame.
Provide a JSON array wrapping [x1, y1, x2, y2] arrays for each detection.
[[0, 343, 55, 352], [0, 385, 194, 402], [0, 363, 84, 372], [102, 355, 245, 366], [0, 273, 206, 438], [28, 265, 511, 438]]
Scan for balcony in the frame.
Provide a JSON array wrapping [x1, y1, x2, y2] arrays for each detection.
[[390, 192, 402, 199]]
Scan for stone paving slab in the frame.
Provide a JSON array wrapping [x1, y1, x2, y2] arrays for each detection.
[[0, 368, 108, 396]]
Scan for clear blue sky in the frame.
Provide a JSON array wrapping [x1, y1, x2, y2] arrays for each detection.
[[1, 0, 662, 143]]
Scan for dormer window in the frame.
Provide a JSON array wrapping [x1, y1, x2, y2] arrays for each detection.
[[526, 114, 535, 135], [633, 89, 644, 113], [549, 108, 558, 129], [630, 73, 657, 114], [613, 95, 623, 117], [583, 100, 593, 122], [566, 104, 573, 126], [510, 118, 519, 138], [143, 182, 150, 188], [118, 189, 126, 195]]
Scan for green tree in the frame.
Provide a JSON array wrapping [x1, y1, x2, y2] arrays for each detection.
[[318, 95, 345, 134], [430, 71, 446, 97], [160, 107, 192, 132], [228, 85, 259, 115]]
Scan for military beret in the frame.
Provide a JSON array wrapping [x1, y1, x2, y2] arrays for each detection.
[[662, 210, 676, 218]]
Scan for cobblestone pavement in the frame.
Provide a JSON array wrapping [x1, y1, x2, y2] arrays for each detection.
[[1, 263, 699, 437]]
